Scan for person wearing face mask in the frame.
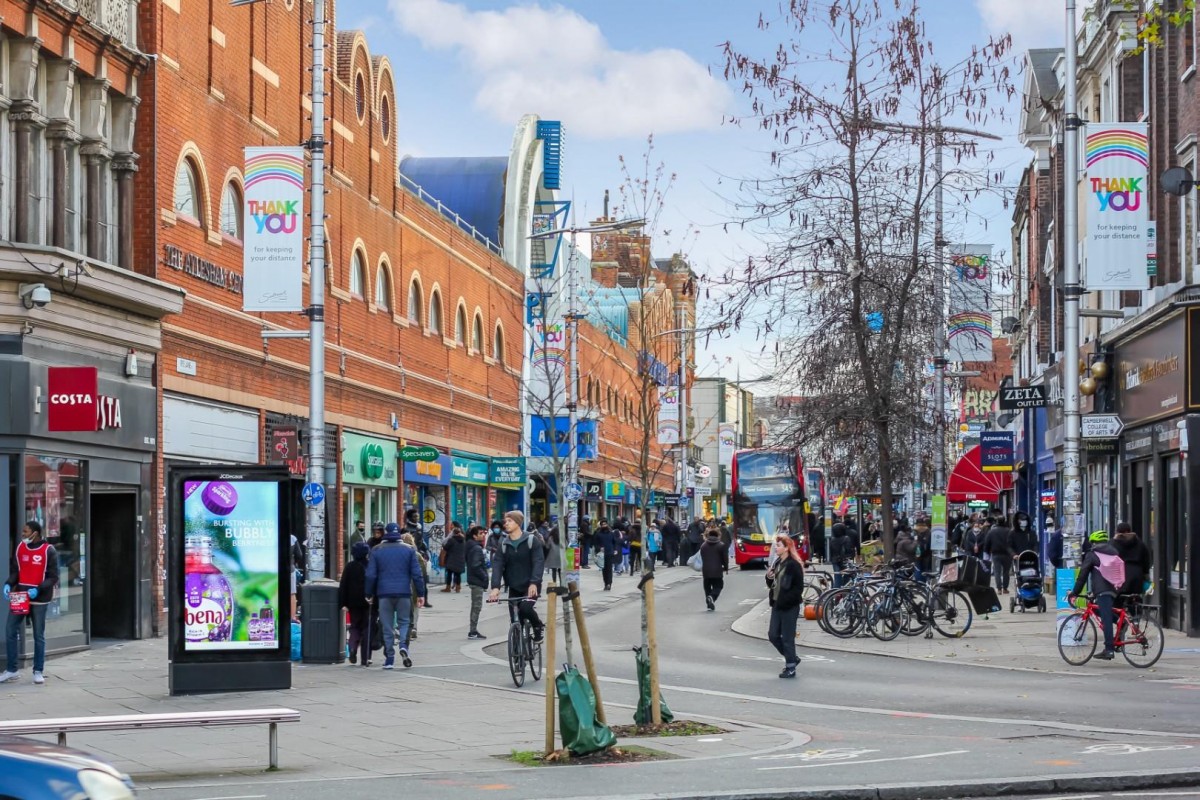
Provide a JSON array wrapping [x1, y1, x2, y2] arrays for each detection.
[[960, 517, 985, 557], [2, 521, 60, 685], [1009, 511, 1037, 557]]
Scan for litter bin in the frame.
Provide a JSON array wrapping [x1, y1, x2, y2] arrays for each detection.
[[301, 581, 344, 664]]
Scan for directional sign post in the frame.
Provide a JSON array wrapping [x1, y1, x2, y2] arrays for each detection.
[[1081, 414, 1125, 439]]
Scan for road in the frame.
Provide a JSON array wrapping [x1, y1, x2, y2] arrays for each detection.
[[141, 568, 1200, 799]]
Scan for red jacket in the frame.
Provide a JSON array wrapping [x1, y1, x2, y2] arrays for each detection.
[[7, 541, 59, 603]]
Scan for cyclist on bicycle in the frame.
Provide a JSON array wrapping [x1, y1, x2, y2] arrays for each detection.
[[1067, 530, 1122, 660], [488, 510, 545, 642]]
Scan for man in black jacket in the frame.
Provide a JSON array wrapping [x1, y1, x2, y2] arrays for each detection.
[[660, 514, 682, 567], [489, 511, 545, 640], [593, 520, 618, 590], [578, 515, 593, 568], [984, 518, 1015, 594], [338, 541, 372, 665], [466, 526, 490, 639]]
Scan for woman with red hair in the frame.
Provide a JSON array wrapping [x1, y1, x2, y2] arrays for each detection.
[[766, 534, 806, 678]]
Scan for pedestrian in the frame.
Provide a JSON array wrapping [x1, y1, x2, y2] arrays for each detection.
[[961, 518, 985, 557], [913, 516, 932, 577], [338, 541, 371, 666], [349, 520, 368, 547], [661, 514, 682, 567], [440, 523, 466, 593], [594, 519, 617, 590], [1, 521, 59, 685], [1009, 511, 1037, 556], [544, 524, 562, 584], [645, 523, 662, 571], [828, 522, 855, 587], [627, 522, 643, 575], [1047, 520, 1064, 570], [809, 514, 826, 563], [616, 527, 630, 575], [465, 525, 489, 640], [984, 516, 1015, 594], [365, 523, 425, 670], [682, 516, 705, 567], [400, 532, 429, 638], [1068, 531, 1124, 660], [486, 519, 505, 562], [1111, 522, 1152, 597], [699, 524, 729, 611], [766, 534, 805, 679], [895, 527, 918, 565], [578, 515, 593, 569], [367, 521, 386, 550], [489, 511, 546, 641]]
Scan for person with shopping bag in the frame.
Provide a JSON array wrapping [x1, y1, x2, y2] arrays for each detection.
[[2, 521, 60, 685]]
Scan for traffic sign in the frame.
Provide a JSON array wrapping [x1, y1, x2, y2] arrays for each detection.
[[301, 482, 325, 507], [696, 464, 712, 479], [1081, 414, 1124, 439], [679, 495, 691, 507], [564, 482, 583, 501]]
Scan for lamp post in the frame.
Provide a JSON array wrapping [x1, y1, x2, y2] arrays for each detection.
[[1062, 0, 1084, 550]]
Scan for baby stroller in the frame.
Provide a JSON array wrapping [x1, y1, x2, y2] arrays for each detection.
[[1010, 550, 1047, 613]]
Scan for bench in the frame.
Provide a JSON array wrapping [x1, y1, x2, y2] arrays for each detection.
[[0, 708, 301, 769]]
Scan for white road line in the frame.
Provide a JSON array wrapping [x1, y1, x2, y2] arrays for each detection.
[[1115, 793, 1200, 797], [187, 795, 267, 800], [759, 749, 969, 771]]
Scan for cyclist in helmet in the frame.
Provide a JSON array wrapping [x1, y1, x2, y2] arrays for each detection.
[[1068, 531, 1122, 660]]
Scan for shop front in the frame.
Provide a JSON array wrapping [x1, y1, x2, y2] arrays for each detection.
[[584, 480, 605, 522], [1, 358, 157, 656], [605, 480, 626, 520], [490, 457, 526, 520], [341, 432, 399, 559], [451, 454, 490, 527], [403, 450, 452, 549], [1112, 309, 1195, 633]]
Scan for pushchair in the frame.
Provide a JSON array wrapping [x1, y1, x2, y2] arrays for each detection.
[[1010, 550, 1047, 613]]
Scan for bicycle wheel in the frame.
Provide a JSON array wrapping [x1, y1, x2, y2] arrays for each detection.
[[508, 622, 525, 687], [929, 588, 973, 638], [867, 593, 908, 641], [823, 589, 866, 638], [1122, 614, 1164, 668], [899, 584, 932, 637], [525, 622, 543, 681], [1057, 611, 1097, 666]]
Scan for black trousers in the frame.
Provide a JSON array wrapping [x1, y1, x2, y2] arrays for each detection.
[[601, 555, 614, 588], [992, 555, 1013, 591], [347, 606, 370, 663], [768, 604, 800, 666], [508, 585, 543, 632], [703, 576, 724, 602], [663, 538, 679, 566], [629, 548, 642, 573]]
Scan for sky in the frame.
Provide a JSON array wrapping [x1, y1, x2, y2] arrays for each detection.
[[336, 0, 1075, 386]]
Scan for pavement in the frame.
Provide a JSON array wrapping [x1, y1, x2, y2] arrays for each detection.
[[732, 581, 1200, 679]]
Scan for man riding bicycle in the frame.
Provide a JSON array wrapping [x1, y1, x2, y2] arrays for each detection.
[[488, 510, 545, 642], [1068, 530, 1123, 661]]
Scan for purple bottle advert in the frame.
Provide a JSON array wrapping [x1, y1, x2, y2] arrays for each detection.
[[183, 480, 280, 651]]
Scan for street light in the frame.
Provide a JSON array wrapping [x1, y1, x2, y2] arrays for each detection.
[[528, 217, 645, 547]]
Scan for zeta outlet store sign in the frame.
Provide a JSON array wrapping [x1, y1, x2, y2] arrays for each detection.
[[1084, 124, 1149, 291], [243, 147, 305, 312]]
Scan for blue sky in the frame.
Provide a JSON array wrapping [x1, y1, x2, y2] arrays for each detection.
[[336, 0, 1069, 383]]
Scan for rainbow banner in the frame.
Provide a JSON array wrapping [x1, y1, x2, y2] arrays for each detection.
[[243, 147, 306, 311], [946, 245, 993, 362], [1084, 123, 1149, 291]]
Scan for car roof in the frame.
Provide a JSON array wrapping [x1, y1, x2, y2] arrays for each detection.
[[0, 734, 128, 779]]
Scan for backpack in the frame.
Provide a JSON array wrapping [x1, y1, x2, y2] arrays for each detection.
[[1096, 551, 1126, 588]]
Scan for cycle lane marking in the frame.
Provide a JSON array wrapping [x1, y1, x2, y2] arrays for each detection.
[[758, 749, 969, 771]]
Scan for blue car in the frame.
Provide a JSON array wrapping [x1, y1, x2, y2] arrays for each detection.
[[0, 734, 136, 798]]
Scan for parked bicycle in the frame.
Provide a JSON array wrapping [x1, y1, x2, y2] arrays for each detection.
[[1057, 594, 1164, 668]]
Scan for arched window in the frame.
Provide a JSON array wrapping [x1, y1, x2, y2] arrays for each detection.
[[349, 250, 366, 297], [494, 325, 505, 366], [375, 264, 391, 310], [454, 303, 467, 345], [174, 158, 202, 223], [219, 181, 242, 239], [429, 290, 443, 335], [380, 94, 392, 142], [408, 278, 422, 325], [354, 72, 366, 121], [472, 313, 484, 353]]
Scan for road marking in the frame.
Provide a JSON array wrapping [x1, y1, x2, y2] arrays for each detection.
[[1080, 743, 1194, 755], [187, 796, 267, 800], [1116, 792, 1200, 797], [739, 598, 760, 605], [753, 747, 879, 762], [759, 748, 968, 771]]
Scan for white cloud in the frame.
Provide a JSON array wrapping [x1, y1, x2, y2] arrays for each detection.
[[388, 0, 732, 139], [975, 0, 1084, 49]]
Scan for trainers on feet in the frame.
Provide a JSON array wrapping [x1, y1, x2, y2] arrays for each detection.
[[468, 631, 487, 640], [32, 671, 44, 685], [1095, 650, 1116, 660], [705, 595, 715, 611], [532, 629, 544, 643], [382, 657, 395, 670], [348, 652, 357, 665], [779, 666, 797, 678], [400, 648, 412, 668], [0, 670, 19, 683]]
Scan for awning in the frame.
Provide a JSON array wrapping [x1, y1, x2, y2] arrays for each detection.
[[947, 445, 1014, 504]]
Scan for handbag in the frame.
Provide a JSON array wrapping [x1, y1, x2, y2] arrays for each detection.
[[688, 550, 703, 572], [8, 590, 29, 616]]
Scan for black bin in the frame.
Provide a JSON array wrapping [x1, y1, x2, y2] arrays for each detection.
[[301, 582, 345, 664]]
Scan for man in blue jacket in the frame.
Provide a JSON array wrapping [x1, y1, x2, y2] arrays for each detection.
[[366, 523, 425, 669]]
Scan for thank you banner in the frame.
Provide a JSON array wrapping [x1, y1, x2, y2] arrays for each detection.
[[1084, 123, 1149, 291], [243, 147, 305, 311]]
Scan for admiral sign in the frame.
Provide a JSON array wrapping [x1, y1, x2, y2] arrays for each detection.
[[999, 385, 1046, 410]]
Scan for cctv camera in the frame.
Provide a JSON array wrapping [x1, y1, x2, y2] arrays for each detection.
[[19, 283, 51, 309]]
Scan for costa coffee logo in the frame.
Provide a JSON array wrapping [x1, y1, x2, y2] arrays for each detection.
[[50, 393, 94, 405], [46, 367, 122, 432]]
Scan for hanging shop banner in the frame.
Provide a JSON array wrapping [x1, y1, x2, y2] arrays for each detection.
[[657, 385, 680, 445], [1084, 123, 1149, 291], [490, 457, 526, 488], [979, 431, 1015, 473], [946, 245, 993, 362], [242, 147, 305, 312], [718, 422, 736, 467]]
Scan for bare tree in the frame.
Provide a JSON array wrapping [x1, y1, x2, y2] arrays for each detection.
[[718, 0, 1012, 557]]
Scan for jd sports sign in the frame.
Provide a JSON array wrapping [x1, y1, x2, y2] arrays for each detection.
[[998, 385, 1046, 410], [361, 443, 385, 480]]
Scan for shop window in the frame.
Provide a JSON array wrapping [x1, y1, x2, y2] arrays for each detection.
[[220, 181, 243, 240], [23, 455, 85, 643], [174, 157, 203, 225]]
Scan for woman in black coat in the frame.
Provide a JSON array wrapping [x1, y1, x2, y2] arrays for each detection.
[[699, 526, 729, 611], [338, 542, 372, 666], [441, 527, 467, 592], [766, 535, 805, 679]]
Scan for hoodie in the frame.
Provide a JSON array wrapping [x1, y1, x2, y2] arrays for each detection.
[[337, 542, 371, 610], [699, 531, 729, 579], [1112, 533, 1152, 594], [829, 523, 855, 564], [490, 530, 545, 591]]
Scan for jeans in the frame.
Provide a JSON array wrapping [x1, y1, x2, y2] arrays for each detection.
[[703, 577, 724, 603], [469, 585, 484, 633], [6, 602, 48, 673], [992, 556, 1013, 592], [768, 605, 800, 666], [377, 596, 412, 658], [1096, 592, 1116, 652]]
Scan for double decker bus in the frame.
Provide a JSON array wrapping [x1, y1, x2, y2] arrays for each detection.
[[805, 468, 827, 520], [730, 448, 807, 568]]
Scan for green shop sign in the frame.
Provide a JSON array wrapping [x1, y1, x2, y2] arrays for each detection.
[[400, 444, 440, 462], [605, 480, 625, 500], [451, 456, 490, 486], [341, 432, 398, 487], [490, 457, 526, 488]]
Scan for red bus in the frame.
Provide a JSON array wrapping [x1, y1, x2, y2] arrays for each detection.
[[730, 449, 808, 568]]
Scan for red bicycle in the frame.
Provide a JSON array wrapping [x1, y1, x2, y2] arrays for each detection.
[[1057, 594, 1164, 668]]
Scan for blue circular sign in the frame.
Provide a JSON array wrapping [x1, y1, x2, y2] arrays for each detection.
[[302, 482, 325, 507]]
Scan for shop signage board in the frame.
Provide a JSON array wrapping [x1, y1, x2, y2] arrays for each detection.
[[47, 366, 99, 432], [403, 453, 452, 487], [585, 481, 603, 501], [979, 431, 1015, 472], [242, 147, 305, 311], [341, 433, 398, 487], [400, 444, 439, 462], [605, 480, 625, 501], [999, 385, 1046, 410], [1081, 414, 1125, 439], [1116, 313, 1186, 424], [451, 457, 489, 486], [490, 457, 526, 488]]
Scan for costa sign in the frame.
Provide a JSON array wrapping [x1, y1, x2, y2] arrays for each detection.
[[47, 367, 124, 432]]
